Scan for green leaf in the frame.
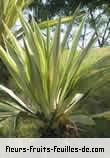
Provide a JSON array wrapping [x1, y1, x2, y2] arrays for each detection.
[[0, 112, 18, 118], [0, 101, 20, 112], [70, 115, 95, 125], [0, 0, 32, 44], [0, 85, 35, 114], [92, 111, 110, 120]]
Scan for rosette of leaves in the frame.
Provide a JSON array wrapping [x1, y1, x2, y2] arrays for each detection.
[[0, 8, 110, 137]]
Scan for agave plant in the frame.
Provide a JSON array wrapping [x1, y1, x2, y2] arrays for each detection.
[[0, 8, 110, 137]]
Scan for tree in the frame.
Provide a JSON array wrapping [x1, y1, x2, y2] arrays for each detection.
[[29, 0, 110, 19], [29, 0, 110, 48]]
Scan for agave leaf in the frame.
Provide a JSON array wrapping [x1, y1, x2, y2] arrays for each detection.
[[61, 38, 96, 102], [68, 17, 86, 64], [58, 34, 96, 108], [0, 45, 34, 101], [58, 93, 84, 115], [64, 93, 84, 113], [0, 0, 32, 43], [61, 6, 81, 53], [58, 17, 86, 96], [0, 112, 18, 118], [0, 101, 22, 112], [18, 11, 46, 75], [0, 46, 19, 74], [39, 16, 74, 29], [3, 23, 26, 63], [23, 38, 50, 115], [92, 111, 110, 120], [49, 18, 61, 109], [70, 114, 95, 125], [0, 85, 34, 114]]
